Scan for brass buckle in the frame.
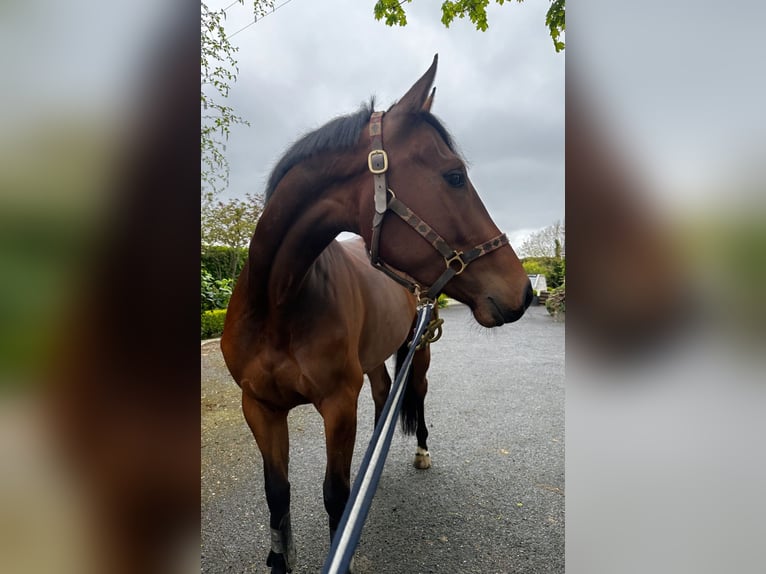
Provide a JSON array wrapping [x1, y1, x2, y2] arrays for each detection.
[[445, 251, 467, 275], [368, 150, 388, 174]]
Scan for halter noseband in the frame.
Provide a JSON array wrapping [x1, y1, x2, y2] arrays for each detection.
[[367, 111, 509, 303]]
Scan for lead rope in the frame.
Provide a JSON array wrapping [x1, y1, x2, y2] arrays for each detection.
[[322, 302, 434, 574]]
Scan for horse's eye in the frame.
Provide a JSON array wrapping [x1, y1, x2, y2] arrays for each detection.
[[444, 171, 465, 188]]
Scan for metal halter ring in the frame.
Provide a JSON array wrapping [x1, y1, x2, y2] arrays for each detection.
[[445, 251, 467, 275]]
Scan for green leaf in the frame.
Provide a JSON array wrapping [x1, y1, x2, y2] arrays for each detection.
[[373, 0, 565, 49]]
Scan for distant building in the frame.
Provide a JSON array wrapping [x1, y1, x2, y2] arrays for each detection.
[[528, 274, 548, 294]]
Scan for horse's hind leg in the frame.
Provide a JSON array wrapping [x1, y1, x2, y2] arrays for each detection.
[[411, 345, 432, 469], [242, 392, 295, 574], [367, 364, 392, 427]]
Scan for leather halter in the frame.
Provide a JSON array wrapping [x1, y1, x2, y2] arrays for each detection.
[[367, 111, 509, 303]]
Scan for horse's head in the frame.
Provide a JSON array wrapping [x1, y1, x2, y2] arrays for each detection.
[[363, 55, 533, 327]]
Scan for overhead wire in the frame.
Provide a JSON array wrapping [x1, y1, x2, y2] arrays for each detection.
[[228, 0, 297, 39]]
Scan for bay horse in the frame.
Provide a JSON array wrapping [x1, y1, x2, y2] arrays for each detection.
[[220, 55, 533, 573]]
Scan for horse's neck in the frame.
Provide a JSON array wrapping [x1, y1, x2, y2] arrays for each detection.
[[247, 165, 364, 315]]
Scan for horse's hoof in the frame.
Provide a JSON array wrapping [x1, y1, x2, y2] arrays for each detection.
[[266, 550, 291, 573], [413, 447, 431, 469]]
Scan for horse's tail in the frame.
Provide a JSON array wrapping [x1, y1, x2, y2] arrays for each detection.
[[396, 338, 418, 436]]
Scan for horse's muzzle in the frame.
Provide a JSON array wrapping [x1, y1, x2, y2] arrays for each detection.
[[479, 282, 532, 327], [524, 282, 534, 309]]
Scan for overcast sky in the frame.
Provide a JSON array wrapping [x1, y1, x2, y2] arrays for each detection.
[[211, 0, 564, 248]]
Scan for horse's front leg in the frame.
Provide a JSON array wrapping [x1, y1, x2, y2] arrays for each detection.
[[318, 381, 361, 571], [242, 392, 295, 574]]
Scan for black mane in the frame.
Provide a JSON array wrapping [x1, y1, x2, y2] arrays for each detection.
[[264, 99, 375, 203], [264, 99, 459, 203]]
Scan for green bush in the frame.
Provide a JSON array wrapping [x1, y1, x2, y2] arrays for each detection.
[[545, 284, 566, 320], [521, 258, 549, 276], [201, 309, 227, 339], [550, 258, 565, 289], [201, 245, 247, 282], [201, 268, 233, 312], [437, 293, 449, 308]]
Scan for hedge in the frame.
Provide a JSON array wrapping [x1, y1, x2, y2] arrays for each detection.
[[201, 245, 247, 282], [202, 309, 227, 339]]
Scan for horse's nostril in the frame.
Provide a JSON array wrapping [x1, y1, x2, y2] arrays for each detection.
[[524, 283, 534, 309]]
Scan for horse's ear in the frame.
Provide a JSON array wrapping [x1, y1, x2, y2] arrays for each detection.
[[422, 87, 436, 112], [391, 54, 438, 115]]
